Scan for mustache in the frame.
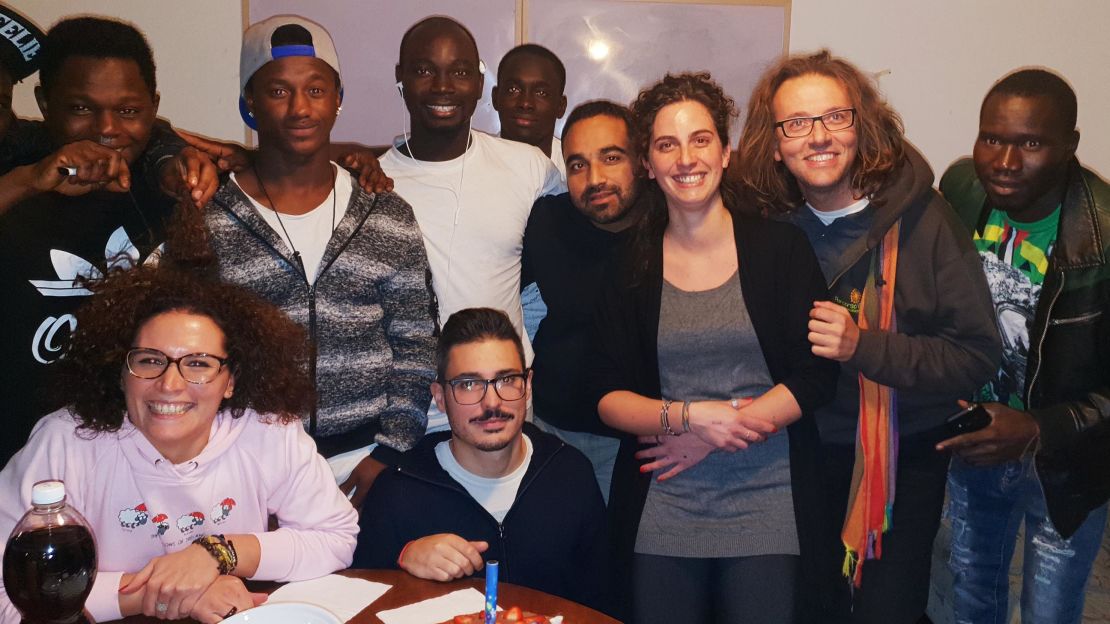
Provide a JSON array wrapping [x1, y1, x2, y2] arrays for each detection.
[[470, 409, 514, 423], [582, 183, 622, 202]]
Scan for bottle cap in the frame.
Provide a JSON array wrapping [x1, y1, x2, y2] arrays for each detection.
[[31, 480, 65, 505]]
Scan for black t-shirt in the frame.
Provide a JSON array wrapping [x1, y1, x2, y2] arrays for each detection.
[[522, 192, 628, 435], [0, 172, 173, 464]]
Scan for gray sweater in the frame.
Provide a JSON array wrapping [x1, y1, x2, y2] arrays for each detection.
[[204, 179, 437, 457]]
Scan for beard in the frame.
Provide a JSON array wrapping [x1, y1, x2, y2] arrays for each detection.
[[577, 182, 635, 224]]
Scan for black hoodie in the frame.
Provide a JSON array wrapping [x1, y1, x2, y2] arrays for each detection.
[[353, 423, 614, 615]]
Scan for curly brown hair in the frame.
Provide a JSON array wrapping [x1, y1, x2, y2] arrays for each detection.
[[625, 72, 749, 284], [55, 260, 316, 433], [734, 50, 906, 215]]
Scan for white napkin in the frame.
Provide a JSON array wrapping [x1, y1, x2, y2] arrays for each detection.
[[267, 574, 392, 622], [376, 588, 492, 624]]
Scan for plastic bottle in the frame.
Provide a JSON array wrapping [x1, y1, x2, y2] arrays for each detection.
[[3, 480, 97, 624]]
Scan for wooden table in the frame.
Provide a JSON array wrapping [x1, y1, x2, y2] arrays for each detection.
[[338, 570, 618, 623], [116, 569, 620, 624]]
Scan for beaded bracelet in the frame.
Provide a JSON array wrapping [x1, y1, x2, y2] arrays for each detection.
[[194, 534, 237, 575]]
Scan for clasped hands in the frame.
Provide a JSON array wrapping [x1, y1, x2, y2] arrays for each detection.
[[637, 397, 772, 480], [119, 544, 265, 623]]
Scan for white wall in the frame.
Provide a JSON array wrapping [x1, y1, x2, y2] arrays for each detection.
[[789, 0, 1110, 178], [8, 0, 244, 142]]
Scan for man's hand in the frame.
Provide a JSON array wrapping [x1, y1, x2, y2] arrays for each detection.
[[334, 147, 394, 194], [158, 146, 220, 209], [936, 401, 1040, 465], [23, 140, 132, 196], [808, 300, 860, 362], [398, 534, 489, 582], [176, 129, 251, 172], [119, 543, 220, 620], [636, 433, 716, 481], [340, 455, 387, 510], [188, 576, 266, 624]]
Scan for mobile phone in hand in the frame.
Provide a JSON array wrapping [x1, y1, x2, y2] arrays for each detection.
[[944, 403, 991, 438]]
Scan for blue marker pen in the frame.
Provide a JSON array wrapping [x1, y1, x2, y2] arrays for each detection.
[[484, 560, 499, 624]]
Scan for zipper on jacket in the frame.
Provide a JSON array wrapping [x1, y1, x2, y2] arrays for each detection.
[[217, 193, 379, 438], [397, 437, 565, 583], [1026, 271, 1065, 407], [305, 273, 319, 435], [497, 523, 507, 579], [1048, 309, 1103, 326]]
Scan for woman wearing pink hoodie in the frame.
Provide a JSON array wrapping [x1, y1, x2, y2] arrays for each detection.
[[0, 264, 358, 624]]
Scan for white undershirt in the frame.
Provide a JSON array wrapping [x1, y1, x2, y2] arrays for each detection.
[[232, 163, 353, 284], [434, 434, 534, 523], [807, 197, 870, 225]]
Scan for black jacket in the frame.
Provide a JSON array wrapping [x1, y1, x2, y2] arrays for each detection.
[[353, 424, 613, 614], [522, 192, 628, 435], [942, 157, 1110, 537], [589, 209, 839, 616], [781, 146, 1001, 444]]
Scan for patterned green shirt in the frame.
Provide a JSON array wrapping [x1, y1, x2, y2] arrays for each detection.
[[973, 206, 1060, 409]]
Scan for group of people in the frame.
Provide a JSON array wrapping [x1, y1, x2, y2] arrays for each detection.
[[0, 4, 1106, 624]]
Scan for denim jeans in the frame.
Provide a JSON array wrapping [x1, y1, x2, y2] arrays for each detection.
[[521, 282, 547, 342], [947, 457, 1108, 624]]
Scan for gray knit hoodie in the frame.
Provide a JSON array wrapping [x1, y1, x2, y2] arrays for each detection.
[[204, 179, 436, 458]]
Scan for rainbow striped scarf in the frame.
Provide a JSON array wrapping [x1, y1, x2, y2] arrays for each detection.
[[841, 219, 901, 588]]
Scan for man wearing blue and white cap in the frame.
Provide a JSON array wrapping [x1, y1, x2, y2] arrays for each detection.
[[202, 15, 438, 507]]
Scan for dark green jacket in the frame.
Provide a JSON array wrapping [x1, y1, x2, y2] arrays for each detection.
[[941, 157, 1110, 537]]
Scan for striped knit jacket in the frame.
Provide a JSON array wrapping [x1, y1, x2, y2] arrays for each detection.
[[204, 179, 437, 458]]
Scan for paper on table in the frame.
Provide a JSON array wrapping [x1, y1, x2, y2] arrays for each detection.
[[376, 588, 494, 624], [267, 574, 392, 622]]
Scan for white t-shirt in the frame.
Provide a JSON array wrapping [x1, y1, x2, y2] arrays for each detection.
[[434, 434, 534, 523], [550, 136, 566, 180], [382, 132, 563, 430], [230, 164, 353, 284], [807, 197, 869, 226]]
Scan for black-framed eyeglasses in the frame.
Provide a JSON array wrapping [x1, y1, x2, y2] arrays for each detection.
[[444, 372, 528, 405], [774, 108, 857, 138], [125, 348, 230, 384]]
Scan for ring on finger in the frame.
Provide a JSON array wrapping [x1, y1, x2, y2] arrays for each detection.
[[223, 606, 238, 619], [156, 603, 169, 614]]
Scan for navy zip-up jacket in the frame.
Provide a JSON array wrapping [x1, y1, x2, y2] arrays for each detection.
[[353, 423, 613, 615]]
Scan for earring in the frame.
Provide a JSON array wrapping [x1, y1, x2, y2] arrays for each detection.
[[336, 106, 342, 116]]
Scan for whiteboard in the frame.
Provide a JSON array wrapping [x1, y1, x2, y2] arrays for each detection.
[[526, 0, 788, 143]]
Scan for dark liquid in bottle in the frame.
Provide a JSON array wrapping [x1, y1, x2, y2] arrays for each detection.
[[3, 524, 96, 624]]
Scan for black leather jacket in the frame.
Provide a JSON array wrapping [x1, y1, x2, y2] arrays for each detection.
[[942, 158, 1110, 537]]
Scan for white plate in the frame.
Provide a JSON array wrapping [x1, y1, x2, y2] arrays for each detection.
[[223, 602, 341, 624]]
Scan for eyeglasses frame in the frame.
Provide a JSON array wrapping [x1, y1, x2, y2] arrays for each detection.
[[774, 107, 858, 139], [125, 348, 231, 385], [443, 371, 530, 405]]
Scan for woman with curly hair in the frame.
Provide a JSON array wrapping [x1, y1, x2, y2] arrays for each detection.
[[590, 72, 837, 623], [734, 51, 999, 623], [0, 264, 358, 624]]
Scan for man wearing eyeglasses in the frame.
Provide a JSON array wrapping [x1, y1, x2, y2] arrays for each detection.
[[352, 308, 612, 615], [735, 51, 1000, 622]]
